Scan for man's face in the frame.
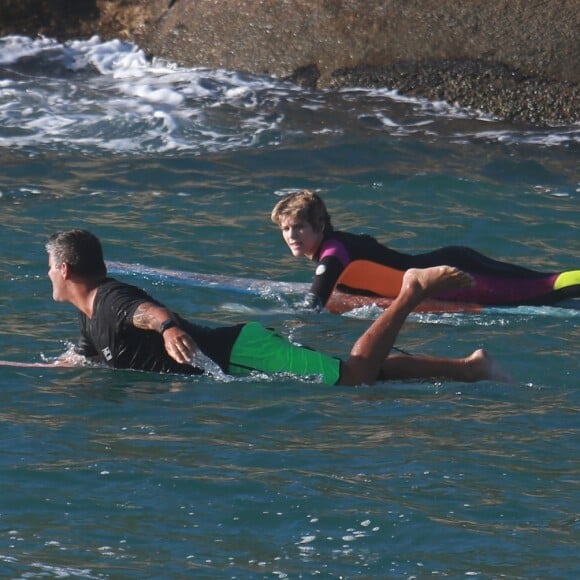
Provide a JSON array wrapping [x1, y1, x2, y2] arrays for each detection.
[[279, 216, 323, 259], [48, 254, 66, 302]]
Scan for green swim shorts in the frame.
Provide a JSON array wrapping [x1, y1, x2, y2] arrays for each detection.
[[228, 322, 342, 385]]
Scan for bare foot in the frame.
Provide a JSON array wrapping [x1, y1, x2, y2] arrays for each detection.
[[465, 349, 513, 383], [403, 266, 474, 299]]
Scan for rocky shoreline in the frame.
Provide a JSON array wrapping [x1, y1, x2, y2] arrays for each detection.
[[329, 61, 579, 125], [0, 0, 578, 125]]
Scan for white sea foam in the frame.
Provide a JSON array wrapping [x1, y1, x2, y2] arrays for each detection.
[[0, 35, 61, 64], [0, 35, 577, 155], [190, 351, 232, 382]]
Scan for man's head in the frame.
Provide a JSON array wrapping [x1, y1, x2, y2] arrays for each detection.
[[46, 230, 107, 300], [271, 190, 333, 234]]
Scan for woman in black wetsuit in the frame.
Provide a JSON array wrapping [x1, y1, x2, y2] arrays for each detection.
[[271, 190, 579, 310]]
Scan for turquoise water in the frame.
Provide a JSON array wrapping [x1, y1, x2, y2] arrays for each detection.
[[1, 37, 579, 577]]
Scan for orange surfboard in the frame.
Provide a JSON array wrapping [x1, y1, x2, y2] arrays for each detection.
[[331, 260, 482, 313], [327, 289, 481, 314], [334, 260, 406, 298]]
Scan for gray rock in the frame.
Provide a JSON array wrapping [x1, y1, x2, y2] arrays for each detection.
[[0, 0, 578, 124]]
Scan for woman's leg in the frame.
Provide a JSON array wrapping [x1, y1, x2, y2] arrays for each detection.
[[411, 246, 548, 278], [407, 246, 570, 304]]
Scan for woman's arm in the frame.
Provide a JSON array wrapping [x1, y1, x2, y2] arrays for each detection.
[[305, 254, 346, 309]]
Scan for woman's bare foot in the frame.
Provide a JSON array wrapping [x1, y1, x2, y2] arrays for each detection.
[[403, 266, 474, 300], [464, 348, 512, 382]]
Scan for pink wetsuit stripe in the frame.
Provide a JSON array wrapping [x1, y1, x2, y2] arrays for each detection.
[[319, 239, 351, 267]]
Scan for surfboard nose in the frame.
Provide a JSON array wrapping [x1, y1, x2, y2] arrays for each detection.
[[554, 270, 580, 291]]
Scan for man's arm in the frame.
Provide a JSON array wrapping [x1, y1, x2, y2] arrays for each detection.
[[132, 302, 199, 365]]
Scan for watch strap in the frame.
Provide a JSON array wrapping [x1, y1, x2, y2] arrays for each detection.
[[160, 319, 177, 334]]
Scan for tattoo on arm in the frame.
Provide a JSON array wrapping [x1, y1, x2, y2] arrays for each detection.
[[133, 303, 170, 331]]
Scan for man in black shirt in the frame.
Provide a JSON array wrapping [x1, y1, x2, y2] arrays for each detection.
[[46, 229, 507, 385]]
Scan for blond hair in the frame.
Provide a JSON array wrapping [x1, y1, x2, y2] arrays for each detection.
[[271, 190, 333, 233]]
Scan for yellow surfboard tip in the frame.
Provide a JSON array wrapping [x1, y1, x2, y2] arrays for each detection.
[[554, 270, 580, 290]]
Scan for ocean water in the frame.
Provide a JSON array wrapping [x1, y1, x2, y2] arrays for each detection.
[[0, 35, 579, 578]]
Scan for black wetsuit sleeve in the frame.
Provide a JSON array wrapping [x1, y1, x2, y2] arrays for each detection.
[[307, 255, 345, 308]]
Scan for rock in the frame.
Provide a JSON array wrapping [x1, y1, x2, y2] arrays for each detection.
[[0, 0, 98, 39], [0, 0, 578, 124], [330, 60, 580, 124]]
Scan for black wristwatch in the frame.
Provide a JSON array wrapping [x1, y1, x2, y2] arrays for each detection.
[[160, 319, 177, 334]]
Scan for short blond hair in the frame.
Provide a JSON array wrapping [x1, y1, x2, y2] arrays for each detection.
[[271, 190, 333, 233]]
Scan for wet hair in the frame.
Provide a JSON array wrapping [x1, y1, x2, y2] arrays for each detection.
[[46, 229, 107, 278], [270, 190, 333, 233]]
